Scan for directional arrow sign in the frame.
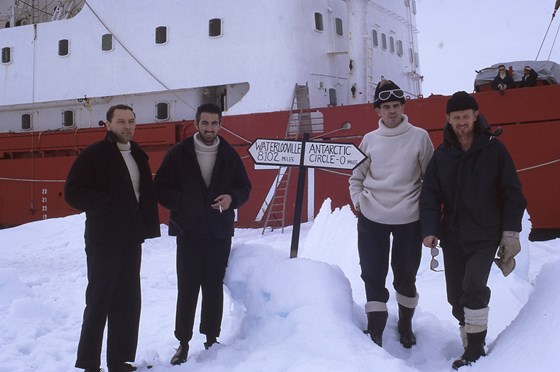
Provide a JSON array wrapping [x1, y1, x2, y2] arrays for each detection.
[[248, 138, 366, 170], [303, 141, 366, 170], [249, 136, 367, 258], [248, 139, 303, 167]]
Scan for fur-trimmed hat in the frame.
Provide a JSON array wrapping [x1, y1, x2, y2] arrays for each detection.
[[446, 91, 479, 114], [373, 79, 406, 108]]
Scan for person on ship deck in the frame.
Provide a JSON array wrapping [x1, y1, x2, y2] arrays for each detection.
[[491, 64, 516, 92], [518, 65, 538, 87]]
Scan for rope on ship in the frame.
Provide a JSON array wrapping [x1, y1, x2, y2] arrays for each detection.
[[84, 1, 255, 144], [83, 1, 195, 111], [536, 0, 560, 59], [516, 158, 560, 172], [1, 157, 559, 184], [0, 177, 65, 183], [319, 157, 560, 177], [220, 127, 253, 144]]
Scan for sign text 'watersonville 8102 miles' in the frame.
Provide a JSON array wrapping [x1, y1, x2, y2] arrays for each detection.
[[248, 139, 366, 170]]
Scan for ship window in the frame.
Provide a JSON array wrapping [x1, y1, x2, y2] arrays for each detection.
[[409, 48, 414, 64], [412, 0, 417, 14], [21, 113, 32, 130], [209, 19, 222, 37], [335, 18, 343, 36], [62, 110, 74, 127], [155, 26, 168, 44], [102, 34, 113, 51], [314, 12, 324, 31], [372, 30, 379, 47], [329, 88, 337, 106], [415, 52, 419, 67], [381, 33, 387, 50], [58, 39, 69, 56], [404, 0, 410, 6], [1, 47, 11, 63], [390, 36, 395, 53], [397, 40, 403, 56], [156, 102, 169, 120]]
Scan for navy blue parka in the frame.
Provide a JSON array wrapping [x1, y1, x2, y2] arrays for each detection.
[[420, 115, 526, 252]]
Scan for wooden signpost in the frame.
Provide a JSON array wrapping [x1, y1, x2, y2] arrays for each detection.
[[248, 134, 367, 258]]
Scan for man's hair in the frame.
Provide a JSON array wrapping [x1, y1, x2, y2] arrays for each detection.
[[196, 103, 222, 122], [106, 104, 135, 122]]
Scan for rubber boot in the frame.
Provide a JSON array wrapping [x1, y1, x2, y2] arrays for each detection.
[[397, 304, 416, 348], [366, 311, 388, 347], [452, 330, 487, 370]]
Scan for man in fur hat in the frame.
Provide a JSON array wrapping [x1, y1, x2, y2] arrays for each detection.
[[349, 80, 434, 348], [420, 91, 526, 369]]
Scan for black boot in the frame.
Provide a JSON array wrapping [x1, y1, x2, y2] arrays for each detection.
[[108, 363, 137, 372], [170, 342, 189, 365], [452, 330, 487, 370], [397, 304, 416, 348], [366, 311, 388, 347], [204, 336, 219, 350]]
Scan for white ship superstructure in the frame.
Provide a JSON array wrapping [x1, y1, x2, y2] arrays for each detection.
[[0, 0, 421, 132]]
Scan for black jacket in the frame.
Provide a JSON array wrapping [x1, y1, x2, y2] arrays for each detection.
[[154, 136, 251, 238], [491, 72, 515, 90], [420, 115, 526, 250], [65, 132, 160, 244], [519, 69, 538, 87]]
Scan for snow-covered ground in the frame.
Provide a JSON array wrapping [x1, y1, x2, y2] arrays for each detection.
[[0, 199, 558, 371]]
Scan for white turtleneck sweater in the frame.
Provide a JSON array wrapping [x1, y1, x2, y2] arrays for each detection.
[[194, 133, 220, 187], [117, 141, 140, 202], [349, 114, 434, 224]]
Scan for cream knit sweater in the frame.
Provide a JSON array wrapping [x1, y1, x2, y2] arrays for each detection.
[[349, 114, 433, 224], [194, 133, 220, 187]]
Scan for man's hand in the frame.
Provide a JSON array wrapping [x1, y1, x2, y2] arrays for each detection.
[[212, 194, 232, 212], [423, 235, 439, 248]]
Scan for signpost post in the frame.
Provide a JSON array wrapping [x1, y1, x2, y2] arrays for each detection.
[[248, 135, 366, 258]]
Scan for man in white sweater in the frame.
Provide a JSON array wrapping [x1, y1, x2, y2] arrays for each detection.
[[349, 80, 433, 348]]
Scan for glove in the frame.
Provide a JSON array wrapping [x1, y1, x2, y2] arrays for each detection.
[[500, 231, 521, 260], [494, 231, 521, 277]]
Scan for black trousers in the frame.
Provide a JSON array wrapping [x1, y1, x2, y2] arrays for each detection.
[[174, 235, 231, 343], [442, 240, 498, 326], [75, 241, 142, 369], [357, 215, 422, 303]]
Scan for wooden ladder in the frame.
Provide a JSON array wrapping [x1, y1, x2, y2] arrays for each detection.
[[261, 83, 310, 234]]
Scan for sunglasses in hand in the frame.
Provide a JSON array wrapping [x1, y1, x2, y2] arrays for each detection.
[[430, 246, 444, 272]]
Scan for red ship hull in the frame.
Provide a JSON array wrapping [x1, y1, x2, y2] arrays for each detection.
[[1, 86, 559, 240]]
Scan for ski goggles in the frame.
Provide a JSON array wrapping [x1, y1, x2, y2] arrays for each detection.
[[430, 246, 444, 272], [376, 89, 405, 102]]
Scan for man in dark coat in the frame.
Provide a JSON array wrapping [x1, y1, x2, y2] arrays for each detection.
[[65, 104, 160, 372], [420, 92, 526, 370], [491, 64, 516, 92], [518, 65, 538, 87], [154, 103, 251, 366]]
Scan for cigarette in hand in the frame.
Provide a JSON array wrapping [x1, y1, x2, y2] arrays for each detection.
[[219, 205, 223, 213]]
